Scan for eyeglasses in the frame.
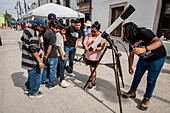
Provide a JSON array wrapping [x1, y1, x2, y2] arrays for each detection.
[[91, 30, 97, 33]]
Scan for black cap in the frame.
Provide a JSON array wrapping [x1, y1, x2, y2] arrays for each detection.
[[75, 19, 81, 23], [71, 19, 75, 23]]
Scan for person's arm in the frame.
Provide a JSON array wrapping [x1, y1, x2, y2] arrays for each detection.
[[62, 34, 67, 42], [83, 33, 89, 52], [133, 29, 163, 55], [129, 52, 134, 75], [33, 52, 44, 69], [44, 45, 52, 59], [29, 36, 44, 69], [42, 41, 45, 57], [58, 46, 65, 60], [44, 33, 56, 59], [38, 33, 43, 50], [74, 38, 79, 49]]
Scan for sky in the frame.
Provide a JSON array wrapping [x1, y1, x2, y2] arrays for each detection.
[[0, 0, 38, 20]]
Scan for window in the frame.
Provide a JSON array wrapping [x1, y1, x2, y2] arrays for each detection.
[[64, 0, 70, 7]]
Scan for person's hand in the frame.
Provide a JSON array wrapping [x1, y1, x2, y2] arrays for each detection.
[[61, 55, 65, 61], [85, 48, 89, 52], [39, 62, 45, 69], [64, 52, 66, 57], [74, 46, 77, 50], [92, 48, 97, 52], [43, 55, 47, 60], [63, 38, 67, 42], [132, 47, 146, 55], [129, 67, 134, 75]]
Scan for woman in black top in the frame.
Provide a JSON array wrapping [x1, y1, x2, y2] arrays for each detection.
[[122, 22, 166, 111]]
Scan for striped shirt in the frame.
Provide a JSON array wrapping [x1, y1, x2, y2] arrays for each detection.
[[21, 28, 42, 70]]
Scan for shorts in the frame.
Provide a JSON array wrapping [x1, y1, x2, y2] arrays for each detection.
[[85, 58, 98, 67]]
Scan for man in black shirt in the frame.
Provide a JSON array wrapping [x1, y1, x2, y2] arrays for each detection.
[[41, 21, 58, 89], [122, 22, 166, 111], [64, 19, 82, 77]]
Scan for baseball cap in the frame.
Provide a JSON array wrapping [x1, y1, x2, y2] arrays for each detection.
[[29, 17, 45, 28], [71, 19, 75, 23], [48, 13, 58, 21], [84, 20, 92, 27], [58, 19, 63, 24], [75, 19, 81, 23]]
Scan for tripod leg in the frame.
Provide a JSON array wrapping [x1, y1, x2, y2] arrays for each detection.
[[115, 46, 125, 88], [83, 47, 108, 90], [111, 48, 123, 113]]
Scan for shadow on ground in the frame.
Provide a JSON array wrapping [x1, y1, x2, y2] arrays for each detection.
[[11, 72, 27, 91], [66, 70, 122, 113], [123, 84, 170, 109]]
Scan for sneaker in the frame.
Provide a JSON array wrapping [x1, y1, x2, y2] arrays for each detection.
[[140, 97, 150, 111], [28, 91, 44, 99], [48, 84, 57, 90], [68, 73, 76, 77], [60, 80, 69, 88], [88, 83, 96, 90], [122, 90, 136, 98], [24, 88, 29, 94]]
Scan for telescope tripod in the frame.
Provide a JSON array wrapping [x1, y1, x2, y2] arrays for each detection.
[[83, 40, 124, 113]]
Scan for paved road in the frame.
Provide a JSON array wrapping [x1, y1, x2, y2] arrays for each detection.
[[0, 28, 170, 113]]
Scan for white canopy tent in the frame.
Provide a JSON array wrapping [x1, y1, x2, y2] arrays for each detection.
[[23, 3, 85, 19]]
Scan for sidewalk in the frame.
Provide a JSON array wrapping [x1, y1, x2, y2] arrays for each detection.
[[0, 28, 170, 113]]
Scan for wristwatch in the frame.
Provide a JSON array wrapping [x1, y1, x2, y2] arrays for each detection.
[[145, 46, 149, 52]]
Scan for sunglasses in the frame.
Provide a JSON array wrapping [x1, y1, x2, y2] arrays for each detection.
[[91, 30, 97, 33]]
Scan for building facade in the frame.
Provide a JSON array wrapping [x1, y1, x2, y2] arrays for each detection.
[[0, 14, 5, 27], [92, 0, 170, 38]]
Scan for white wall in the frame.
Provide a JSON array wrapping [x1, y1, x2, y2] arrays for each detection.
[[70, 0, 79, 10], [92, 0, 158, 32]]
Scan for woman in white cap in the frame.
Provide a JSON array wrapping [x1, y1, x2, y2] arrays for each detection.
[[83, 20, 92, 44]]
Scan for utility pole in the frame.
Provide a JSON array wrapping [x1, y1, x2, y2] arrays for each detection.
[[14, 5, 19, 20], [24, 0, 27, 14], [18, 1, 22, 18], [89, 0, 92, 21], [38, 0, 40, 6]]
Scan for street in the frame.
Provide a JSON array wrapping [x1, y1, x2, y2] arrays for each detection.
[[0, 28, 170, 113]]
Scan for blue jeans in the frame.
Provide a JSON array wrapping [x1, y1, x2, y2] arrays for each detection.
[[25, 66, 41, 95], [41, 58, 58, 87], [57, 56, 65, 82], [64, 46, 76, 73], [131, 57, 165, 99]]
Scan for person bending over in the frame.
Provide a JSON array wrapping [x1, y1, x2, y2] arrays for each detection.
[[122, 22, 166, 111]]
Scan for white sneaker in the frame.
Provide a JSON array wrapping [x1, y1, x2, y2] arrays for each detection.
[[68, 73, 76, 77], [60, 80, 69, 88]]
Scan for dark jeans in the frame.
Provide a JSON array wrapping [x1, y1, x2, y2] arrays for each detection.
[[25, 66, 41, 95], [57, 56, 65, 82], [41, 58, 58, 87], [131, 57, 165, 99], [64, 46, 76, 73]]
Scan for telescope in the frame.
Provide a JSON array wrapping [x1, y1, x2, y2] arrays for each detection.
[[89, 5, 135, 52], [83, 5, 135, 113]]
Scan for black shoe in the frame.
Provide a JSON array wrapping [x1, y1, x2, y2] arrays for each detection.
[[122, 90, 136, 98], [28, 91, 44, 99], [88, 83, 96, 90], [48, 84, 57, 90]]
